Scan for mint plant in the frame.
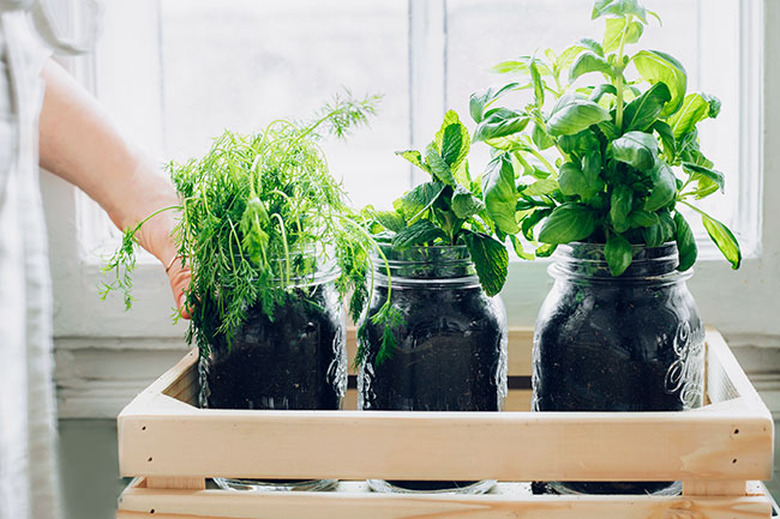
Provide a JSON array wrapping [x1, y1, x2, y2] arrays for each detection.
[[469, 0, 741, 276], [365, 110, 510, 297]]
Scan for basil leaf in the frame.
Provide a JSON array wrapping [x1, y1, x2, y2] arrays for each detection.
[[482, 153, 520, 234], [558, 129, 601, 158], [610, 185, 634, 233], [547, 96, 611, 136], [605, 232, 634, 276], [508, 235, 535, 260], [666, 93, 711, 138], [392, 220, 447, 250], [682, 162, 725, 192], [603, 17, 644, 53], [644, 161, 677, 211], [559, 161, 603, 201], [535, 243, 558, 257], [452, 185, 486, 220], [632, 50, 687, 117], [462, 230, 509, 297], [577, 37, 604, 57], [473, 108, 530, 142], [701, 212, 741, 269], [521, 207, 553, 241], [628, 210, 659, 228], [592, 0, 648, 22], [590, 83, 617, 103], [469, 82, 521, 123], [611, 131, 658, 171], [522, 178, 559, 197], [538, 203, 598, 244], [569, 52, 615, 82], [674, 211, 697, 271], [532, 123, 555, 150], [622, 82, 671, 132], [642, 210, 674, 247], [652, 120, 676, 158], [393, 181, 445, 221], [530, 59, 545, 108]]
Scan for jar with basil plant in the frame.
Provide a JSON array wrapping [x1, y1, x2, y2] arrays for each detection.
[[358, 111, 510, 495], [103, 94, 397, 492], [469, 0, 741, 496]]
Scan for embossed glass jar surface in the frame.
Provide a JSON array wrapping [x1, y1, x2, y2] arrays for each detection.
[[533, 242, 704, 496], [358, 245, 508, 495], [200, 262, 347, 492]]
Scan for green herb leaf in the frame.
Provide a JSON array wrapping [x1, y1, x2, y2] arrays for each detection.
[[473, 108, 530, 142], [628, 210, 658, 228], [482, 153, 520, 234], [609, 185, 634, 233], [425, 143, 457, 186], [436, 111, 471, 172], [547, 95, 611, 136], [622, 82, 671, 132], [592, 0, 648, 22], [666, 93, 712, 138], [508, 234, 535, 260], [577, 38, 605, 57], [521, 207, 553, 241], [559, 161, 604, 201], [558, 129, 601, 158], [395, 150, 428, 172], [373, 210, 406, 233], [532, 123, 556, 150], [642, 210, 674, 247], [674, 211, 697, 271], [605, 231, 634, 276], [652, 120, 676, 158], [632, 50, 687, 117], [392, 219, 447, 249], [462, 230, 509, 296], [644, 161, 677, 211], [589, 83, 617, 103], [530, 59, 545, 107], [522, 178, 559, 197], [538, 203, 598, 244], [611, 131, 658, 171], [701, 212, 741, 269], [393, 181, 446, 221], [603, 17, 644, 53], [452, 185, 486, 220], [682, 162, 725, 192], [535, 243, 558, 257], [469, 83, 521, 122], [569, 52, 615, 82]]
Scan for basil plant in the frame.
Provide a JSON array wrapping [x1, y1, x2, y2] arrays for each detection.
[[469, 0, 741, 276]]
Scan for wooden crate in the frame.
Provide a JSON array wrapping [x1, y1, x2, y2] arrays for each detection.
[[116, 328, 775, 518]]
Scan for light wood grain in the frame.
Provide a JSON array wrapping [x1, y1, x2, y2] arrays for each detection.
[[116, 480, 773, 519], [118, 330, 773, 483], [684, 479, 748, 496], [146, 477, 205, 490]]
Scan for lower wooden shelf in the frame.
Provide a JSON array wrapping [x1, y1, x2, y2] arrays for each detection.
[[115, 328, 776, 519]]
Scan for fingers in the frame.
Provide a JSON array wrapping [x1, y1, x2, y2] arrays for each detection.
[[166, 257, 192, 319]]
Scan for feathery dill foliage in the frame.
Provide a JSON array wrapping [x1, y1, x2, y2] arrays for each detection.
[[172, 94, 388, 357], [104, 93, 400, 358]]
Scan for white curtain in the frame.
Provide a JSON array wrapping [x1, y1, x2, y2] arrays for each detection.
[[0, 2, 96, 518]]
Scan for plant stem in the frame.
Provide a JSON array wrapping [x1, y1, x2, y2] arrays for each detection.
[[615, 15, 632, 130]]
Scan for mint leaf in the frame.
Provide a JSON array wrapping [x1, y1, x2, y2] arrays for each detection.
[[462, 230, 509, 296], [392, 220, 447, 250]]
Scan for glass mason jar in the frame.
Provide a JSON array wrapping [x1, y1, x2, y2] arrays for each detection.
[[533, 242, 704, 496], [358, 244, 508, 494], [199, 261, 347, 492]]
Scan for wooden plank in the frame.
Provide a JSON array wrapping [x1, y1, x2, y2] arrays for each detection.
[[346, 327, 533, 377], [118, 394, 772, 481], [683, 479, 748, 496], [146, 477, 205, 490], [115, 481, 772, 519]]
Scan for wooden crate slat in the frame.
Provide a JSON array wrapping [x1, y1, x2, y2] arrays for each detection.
[[118, 330, 773, 482], [116, 480, 772, 519]]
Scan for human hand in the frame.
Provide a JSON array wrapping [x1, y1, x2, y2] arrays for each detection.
[[165, 255, 191, 319]]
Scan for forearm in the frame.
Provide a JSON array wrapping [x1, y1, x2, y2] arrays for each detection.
[[38, 60, 179, 265]]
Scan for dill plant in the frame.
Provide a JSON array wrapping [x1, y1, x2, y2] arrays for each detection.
[[104, 93, 399, 358]]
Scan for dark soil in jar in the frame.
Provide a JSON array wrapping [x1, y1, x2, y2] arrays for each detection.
[[533, 280, 703, 495], [201, 284, 345, 411], [360, 285, 505, 491]]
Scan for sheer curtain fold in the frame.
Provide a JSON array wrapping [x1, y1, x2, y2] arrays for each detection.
[[0, 2, 96, 518]]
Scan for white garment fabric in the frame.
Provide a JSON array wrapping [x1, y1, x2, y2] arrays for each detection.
[[0, 2, 96, 517]]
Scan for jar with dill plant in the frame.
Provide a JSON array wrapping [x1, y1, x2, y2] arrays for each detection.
[[357, 111, 509, 495], [104, 93, 397, 492]]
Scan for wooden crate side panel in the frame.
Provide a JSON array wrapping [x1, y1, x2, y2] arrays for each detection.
[[118, 399, 771, 481], [116, 484, 772, 519]]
